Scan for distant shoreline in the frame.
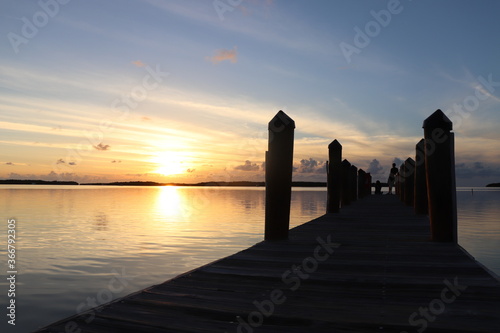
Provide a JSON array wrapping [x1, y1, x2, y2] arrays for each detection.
[[0, 180, 79, 185], [2, 179, 498, 187], [0, 180, 327, 187]]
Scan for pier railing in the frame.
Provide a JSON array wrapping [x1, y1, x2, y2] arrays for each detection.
[[264, 109, 457, 243]]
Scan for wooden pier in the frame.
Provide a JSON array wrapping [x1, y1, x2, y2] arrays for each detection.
[[37, 194, 500, 333], [37, 110, 500, 332]]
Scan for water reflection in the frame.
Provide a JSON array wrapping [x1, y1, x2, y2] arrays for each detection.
[[155, 186, 184, 219], [0, 186, 498, 332], [93, 212, 109, 231], [457, 189, 500, 275]]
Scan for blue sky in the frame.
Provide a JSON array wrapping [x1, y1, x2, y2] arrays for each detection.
[[1, 0, 499, 186]]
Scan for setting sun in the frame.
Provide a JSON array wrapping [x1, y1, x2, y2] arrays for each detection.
[[152, 151, 188, 176]]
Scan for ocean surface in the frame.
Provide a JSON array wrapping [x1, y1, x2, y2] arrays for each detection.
[[0, 185, 499, 332]]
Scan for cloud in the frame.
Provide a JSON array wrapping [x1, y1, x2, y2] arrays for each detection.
[[366, 159, 384, 176], [132, 60, 146, 67], [207, 47, 238, 64], [393, 157, 404, 167], [473, 162, 484, 169], [94, 143, 110, 151], [125, 173, 153, 177], [235, 160, 260, 171], [296, 158, 326, 174], [456, 162, 500, 179], [5, 171, 107, 183]]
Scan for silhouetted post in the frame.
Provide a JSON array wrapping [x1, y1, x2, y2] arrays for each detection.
[[350, 165, 358, 201], [265, 111, 295, 241], [326, 140, 342, 213], [357, 169, 364, 199], [341, 159, 351, 207], [399, 164, 405, 202], [423, 109, 457, 243], [395, 170, 400, 196], [414, 139, 428, 214], [404, 158, 415, 206], [366, 173, 372, 196]]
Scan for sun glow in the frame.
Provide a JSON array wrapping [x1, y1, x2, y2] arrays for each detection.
[[152, 151, 188, 176]]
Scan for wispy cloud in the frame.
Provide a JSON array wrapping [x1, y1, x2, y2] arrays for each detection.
[[207, 47, 238, 64]]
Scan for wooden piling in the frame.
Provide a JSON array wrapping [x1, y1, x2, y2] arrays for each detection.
[[414, 139, 428, 214], [423, 109, 457, 243], [265, 110, 295, 241], [341, 159, 351, 207], [326, 140, 342, 213], [404, 158, 415, 206], [357, 169, 366, 199], [398, 164, 405, 202], [366, 172, 372, 196], [350, 165, 358, 202]]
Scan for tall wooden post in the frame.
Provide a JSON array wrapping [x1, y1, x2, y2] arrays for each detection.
[[265, 111, 295, 241], [357, 169, 366, 199], [399, 164, 405, 202], [404, 158, 415, 206], [414, 139, 428, 215], [326, 140, 342, 213], [395, 168, 400, 196], [423, 109, 457, 243], [341, 159, 351, 207], [350, 165, 358, 202], [366, 173, 372, 196]]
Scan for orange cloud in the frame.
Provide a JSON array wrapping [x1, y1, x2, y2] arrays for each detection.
[[208, 47, 238, 64], [131, 60, 146, 67]]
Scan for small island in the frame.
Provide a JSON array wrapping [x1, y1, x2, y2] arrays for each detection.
[[0, 179, 78, 185], [486, 183, 500, 187]]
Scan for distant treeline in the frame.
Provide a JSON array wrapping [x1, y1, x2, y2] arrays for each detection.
[[83, 181, 328, 187], [0, 179, 78, 185], [1, 179, 328, 187], [0, 179, 398, 187], [4, 179, 496, 187]]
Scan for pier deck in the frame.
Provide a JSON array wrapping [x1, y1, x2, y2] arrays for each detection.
[[37, 194, 500, 332]]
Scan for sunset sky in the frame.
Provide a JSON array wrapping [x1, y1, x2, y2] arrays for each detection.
[[1, 0, 499, 186]]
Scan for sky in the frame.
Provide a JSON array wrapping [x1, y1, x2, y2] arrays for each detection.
[[1, 0, 499, 186]]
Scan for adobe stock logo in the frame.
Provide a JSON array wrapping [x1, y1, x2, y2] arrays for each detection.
[[236, 235, 340, 333], [401, 277, 467, 333], [7, 0, 71, 54], [213, 0, 243, 21]]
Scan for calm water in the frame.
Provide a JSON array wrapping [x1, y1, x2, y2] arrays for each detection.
[[0, 186, 498, 332]]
